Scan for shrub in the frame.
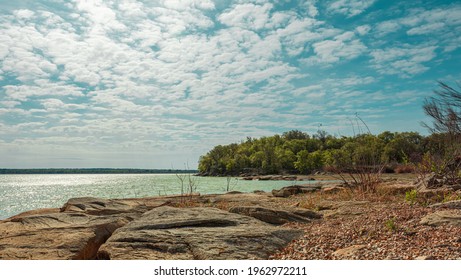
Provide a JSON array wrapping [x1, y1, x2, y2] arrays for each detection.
[[385, 218, 398, 232], [404, 190, 418, 205]]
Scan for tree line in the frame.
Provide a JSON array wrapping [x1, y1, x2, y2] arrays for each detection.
[[197, 130, 452, 176]]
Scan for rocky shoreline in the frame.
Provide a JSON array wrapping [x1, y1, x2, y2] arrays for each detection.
[[0, 188, 322, 260], [1, 179, 461, 260]]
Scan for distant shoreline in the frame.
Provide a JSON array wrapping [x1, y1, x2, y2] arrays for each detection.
[[0, 168, 198, 175]]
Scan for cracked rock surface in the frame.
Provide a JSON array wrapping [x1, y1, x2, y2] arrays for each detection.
[[97, 206, 302, 260], [0, 194, 304, 260]]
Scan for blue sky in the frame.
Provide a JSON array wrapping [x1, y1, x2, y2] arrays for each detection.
[[1, 0, 461, 169]]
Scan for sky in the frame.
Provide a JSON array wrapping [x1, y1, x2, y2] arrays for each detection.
[[1, 0, 461, 169]]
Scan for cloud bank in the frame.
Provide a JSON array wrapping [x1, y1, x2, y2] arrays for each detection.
[[1, 0, 460, 168]]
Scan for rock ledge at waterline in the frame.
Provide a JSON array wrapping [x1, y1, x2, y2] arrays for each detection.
[[0, 192, 320, 260]]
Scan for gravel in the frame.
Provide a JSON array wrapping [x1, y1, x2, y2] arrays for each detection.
[[270, 195, 461, 260]]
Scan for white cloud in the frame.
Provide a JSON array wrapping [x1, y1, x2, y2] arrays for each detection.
[[304, 31, 367, 64], [374, 5, 461, 52], [355, 24, 371, 35], [303, 1, 319, 17], [74, 0, 127, 33], [275, 17, 336, 56], [0, 100, 20, 108], [161, 0, 215, 11], [41, 98, 65, 111], [4, 81, 84, 101], [328, 76, 376, 86], [293, 85, 325, 98], [13, 9, 35, 19], [117, 0, 146, 18], [370, 45, 437, 77], [218, 3, 273, 30], [375, 20, 401, 36], [328, 0, 376, 17], [407, 22, 445, 35], [146, 5, 214, 35]]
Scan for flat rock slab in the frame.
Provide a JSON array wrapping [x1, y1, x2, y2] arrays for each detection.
[[97, 206, 303, 260], [420, 210, 461, 227], [0, 212, 133, 260], [61, 197, 172, 215], [229, 206, 322, 225]]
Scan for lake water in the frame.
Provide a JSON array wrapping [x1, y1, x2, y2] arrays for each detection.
[[0, 174, 316, 220]]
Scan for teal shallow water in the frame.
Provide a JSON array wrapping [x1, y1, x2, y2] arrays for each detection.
[[0, 174, 319, 220]]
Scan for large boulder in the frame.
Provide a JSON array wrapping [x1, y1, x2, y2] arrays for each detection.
[[229, 206, 321, 225], [97, 206, 303, 260]]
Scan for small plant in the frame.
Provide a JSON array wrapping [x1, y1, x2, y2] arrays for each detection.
[[224, 176, 238, 192], [175, 172, 187, 195], [385, 218, 398, 232], [186, 172, 199, 195], [175, 163, 199, 196], [404, 189, 418, 205], [326, 115, 386, 194]]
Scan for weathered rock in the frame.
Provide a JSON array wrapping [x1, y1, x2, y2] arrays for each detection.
[[333, 245, 367, 259], [0, 193, 305, 260], [60, 197, 171, 215], [0, 212, 133, 260], [420, 210, 461, 227], [272, 185, 321, 197], [429, 200, 461, 209], [61, 197, 137, 214], [4, 208, 60, 221], [229, 206, 321, 225], [260, 175, 279, 180], [225, 191, 243, 194], [97, 206, 303, 260]]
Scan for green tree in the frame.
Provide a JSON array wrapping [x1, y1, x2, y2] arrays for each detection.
[[294, 150, 310, 174], [294, 150, 324, 174], [382, 132, 423, 163], [282, 130, 309, 140]]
